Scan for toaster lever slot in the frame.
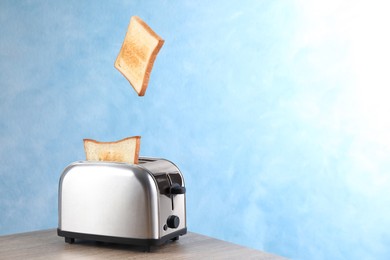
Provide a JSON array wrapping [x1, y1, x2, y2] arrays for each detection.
[[166, 174, 185, 210]]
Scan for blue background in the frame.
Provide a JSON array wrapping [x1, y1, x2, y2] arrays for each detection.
[[1, 1, 390, 259]]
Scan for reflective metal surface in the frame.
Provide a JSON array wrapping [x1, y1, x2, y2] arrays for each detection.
[[58, 157, 186, 240]]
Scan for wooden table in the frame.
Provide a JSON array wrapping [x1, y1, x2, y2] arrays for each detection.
[[0, 229, 286, 259]]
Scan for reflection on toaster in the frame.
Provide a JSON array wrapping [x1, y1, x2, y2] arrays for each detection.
[[57, 157, 187, 250]]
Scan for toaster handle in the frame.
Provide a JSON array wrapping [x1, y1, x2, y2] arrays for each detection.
[[170, 183, 186, 194]]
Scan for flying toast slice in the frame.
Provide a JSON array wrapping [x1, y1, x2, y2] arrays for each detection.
[[115, 16, 164, 96], [83, 136, 141, 164]]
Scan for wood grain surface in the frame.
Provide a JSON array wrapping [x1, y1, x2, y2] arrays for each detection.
[[0, 229, 286, 259]]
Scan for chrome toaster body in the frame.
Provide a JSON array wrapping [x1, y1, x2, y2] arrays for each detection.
[[57, 157, 186, 248]]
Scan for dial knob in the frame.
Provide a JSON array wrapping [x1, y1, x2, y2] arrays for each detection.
[[167, 215, 180, 229]]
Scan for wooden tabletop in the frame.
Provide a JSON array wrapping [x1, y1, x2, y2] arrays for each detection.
[[0, 229, 286, 259]]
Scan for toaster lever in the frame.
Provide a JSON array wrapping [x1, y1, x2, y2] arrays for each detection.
[[170, 183, 186, 195]]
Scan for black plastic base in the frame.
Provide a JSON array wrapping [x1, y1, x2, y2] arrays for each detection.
[[57, 228, 187, 249]]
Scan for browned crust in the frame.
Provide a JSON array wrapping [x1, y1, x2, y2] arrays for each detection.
[[83, 136, 141, 164], [114, 16, 164, 96], [132, 16, 164, 96], [132, 136, 141, 164], [138, 35, 164, 96], [132, 16, 164, 42]]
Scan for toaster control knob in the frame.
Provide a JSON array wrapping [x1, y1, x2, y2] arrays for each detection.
[[167, 215, 180, 229]]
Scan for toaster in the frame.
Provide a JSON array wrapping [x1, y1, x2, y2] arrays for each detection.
[[57, 157, 187, 249]]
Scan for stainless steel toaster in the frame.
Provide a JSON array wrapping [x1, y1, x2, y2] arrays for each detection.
[[57, 157, 187, 249]]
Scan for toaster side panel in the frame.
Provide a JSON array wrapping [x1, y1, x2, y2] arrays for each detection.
[[138, 158, 187, 237], [58, 162, 159, 239]]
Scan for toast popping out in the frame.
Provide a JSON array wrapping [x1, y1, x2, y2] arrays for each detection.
[[83, 136, 141, 164], [115, 16, 164, 96]]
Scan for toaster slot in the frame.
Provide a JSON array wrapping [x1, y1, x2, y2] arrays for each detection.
[[166, 174, 175, 210]]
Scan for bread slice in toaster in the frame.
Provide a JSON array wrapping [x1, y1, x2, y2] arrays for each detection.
[[83, 136, 141, 164], [114, 16, 164, 96]]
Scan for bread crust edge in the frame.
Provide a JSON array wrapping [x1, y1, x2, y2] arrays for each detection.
[[83, 136, 141, 164]]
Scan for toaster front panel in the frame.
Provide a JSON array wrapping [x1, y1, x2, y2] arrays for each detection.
[[59, 162, 159, 239]]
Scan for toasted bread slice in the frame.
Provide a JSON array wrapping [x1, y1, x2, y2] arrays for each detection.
[[83, 136, 141, 164], [115, 16, 164, 96]]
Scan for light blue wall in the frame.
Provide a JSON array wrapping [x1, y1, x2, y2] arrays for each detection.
[[1, 1, 390, 259]]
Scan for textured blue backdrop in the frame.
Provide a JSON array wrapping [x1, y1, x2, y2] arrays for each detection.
[[1, 1, 390, 259]]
